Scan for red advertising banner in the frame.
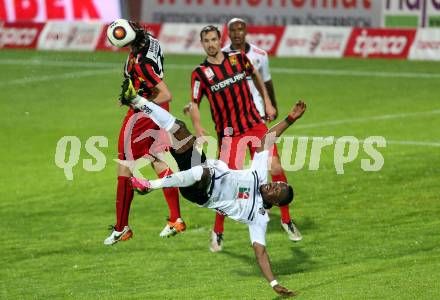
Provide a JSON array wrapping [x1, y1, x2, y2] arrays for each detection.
[[344, 28, 417, 59], [96, 23, 162, 51], [222, 25, 285, 56], [0, 0, 121, 22], [0, 21, 44, 49]]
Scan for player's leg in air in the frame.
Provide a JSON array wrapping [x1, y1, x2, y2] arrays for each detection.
[[119, 78, 212, 201], [104, 104, 186, 246], [131, 118, 212, 203]]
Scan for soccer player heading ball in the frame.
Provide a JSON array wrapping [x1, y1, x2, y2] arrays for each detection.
[[104, 19, 185, 246], [119, 78, 306, 297]]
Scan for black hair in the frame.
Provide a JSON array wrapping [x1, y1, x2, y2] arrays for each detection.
[[129, 21, 150, 49], [278, 185, 294, 207], [200, 25, 221, 41]]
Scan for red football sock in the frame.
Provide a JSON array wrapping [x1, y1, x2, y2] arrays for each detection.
[[272, 173, 292, 224], [115, 176, 134, 231], [158, 169, 181, 222], [213, 213, 225, 233]]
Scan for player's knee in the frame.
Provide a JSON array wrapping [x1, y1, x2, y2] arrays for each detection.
[[191, 165, 204, 181]]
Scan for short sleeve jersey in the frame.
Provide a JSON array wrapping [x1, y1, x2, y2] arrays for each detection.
[[203, 150, 270, 224], [124, 35, 165, 100], [190, 51, 263, 137], [222, 43, 271, 118]]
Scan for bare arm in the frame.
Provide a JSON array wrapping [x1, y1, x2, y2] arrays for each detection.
[[256, 100, 307, 153], [264, 80, 278, 118], [149, 81, 172, 105], [251, 69, 276, 121], [253, 243, 297, 297], [183, 102, 208, 137]]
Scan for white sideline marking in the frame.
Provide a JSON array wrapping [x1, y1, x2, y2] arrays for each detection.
[[0, 58, 117, 68], [0, 69, 117, 86], [1, 58, 440, 79], [385, 140, 440, 147], [296, 110, 440, 129], [294, 136, 440, 147]]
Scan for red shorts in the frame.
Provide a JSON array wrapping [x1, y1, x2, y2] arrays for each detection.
[[118, 108, 171, 160], [218, 123, 279, 170]]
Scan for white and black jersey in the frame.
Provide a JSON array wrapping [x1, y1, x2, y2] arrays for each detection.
[[203, 151, 271, 245]]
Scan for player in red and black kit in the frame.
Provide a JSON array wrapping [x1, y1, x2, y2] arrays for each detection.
[[186, 26, 297, 252], [104, 19, 185, 245]]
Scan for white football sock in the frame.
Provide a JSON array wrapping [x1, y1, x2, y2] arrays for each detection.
[[150, 166, 204, 189], [133, 95, 176, 131]]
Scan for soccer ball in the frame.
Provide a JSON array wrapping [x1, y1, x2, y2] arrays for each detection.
[[107, 19, 137, 48]]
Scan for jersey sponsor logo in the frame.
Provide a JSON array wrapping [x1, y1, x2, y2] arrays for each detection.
[[203, 67, 215, 80], [146, 37, 160, 61], [210, 71, 246, 92], [146, 37, 164, 78], [237, 187, 250, 199], [229, 55, 238, 66], [193, 80, 200, 99]]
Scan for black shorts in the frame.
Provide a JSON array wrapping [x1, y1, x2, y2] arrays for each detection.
[[170, 146, 210, 205]]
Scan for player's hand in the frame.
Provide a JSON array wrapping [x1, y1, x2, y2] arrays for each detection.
[[273, 284, 298, 298], [288, 100, 307, 121], [183, 103, 193, 116], [265, 102, 277, 121]]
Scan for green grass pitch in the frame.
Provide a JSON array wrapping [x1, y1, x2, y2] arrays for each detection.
[[1, 49, 439, 299]]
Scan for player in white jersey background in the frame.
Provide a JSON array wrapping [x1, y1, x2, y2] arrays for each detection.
[[118, 77, 306, 297], [222, 18, 302, 242]]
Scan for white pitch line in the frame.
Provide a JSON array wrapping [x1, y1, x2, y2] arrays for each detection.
[[1, 58, 440, 79], [296, 109, 440, 129], [0, 68, 118, 86], [385, 140, 440, 147], [167, 64, 440, 79], [293, 136, 440, 147], [0, 58, 117, 69], [269, 67, 440, 79]]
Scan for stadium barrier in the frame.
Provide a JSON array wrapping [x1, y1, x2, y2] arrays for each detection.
[[1, 21, 440, 60]]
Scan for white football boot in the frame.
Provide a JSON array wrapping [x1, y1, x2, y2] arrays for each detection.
[[159, 218, 186, 237], [104, 226, 133, 245], [281, 220, 303, 242]]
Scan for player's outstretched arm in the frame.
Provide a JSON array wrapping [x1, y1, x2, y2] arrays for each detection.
[[252, 243, 297, 297], [256, 100, 306, 153]]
